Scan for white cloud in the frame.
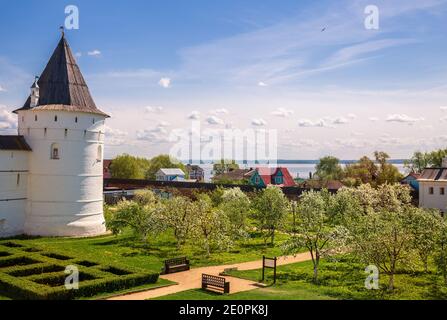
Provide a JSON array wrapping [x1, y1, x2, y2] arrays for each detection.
[[158, 77, 171, 88], [332, 117, 349, 125], [347, 113, 357, 119], [136, 126, 170, 143], [87, 50, 101, 57], [298, 119, 332, 128], [145, 106, 164, 113], [0, 85, 6, 92], [258, 81, 268, 87], [440, 116, 447, 122], [369, 117, 380, 122], [157, 120, 170, 127], [271, 107, 294, 117], [206, 116, 224, 125], [251, 118, 267, 126], [386, 114, 424, 123], [104, 125, 128, 146], [188, 111, 201, 120], [0, 106, 17, 131], [441, 106, 447, 111], [210, 108, 229, 115]]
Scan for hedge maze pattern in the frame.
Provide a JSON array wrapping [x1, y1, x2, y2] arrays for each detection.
[[0, 241, 159, 300]]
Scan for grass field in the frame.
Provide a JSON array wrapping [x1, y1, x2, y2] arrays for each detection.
[[155, 256, 447, 300], [3, 230, 288, 273], [0, 230, 289, 299]]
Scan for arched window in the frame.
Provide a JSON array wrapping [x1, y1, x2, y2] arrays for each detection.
[[64, 129, 68, 138], [17, 174, 20, 186], [75, 117, 78, 123], [35, 115, 38, 121], [92, 118, 95, 124], [50, 143, 60, 160], [97, 145, 102, 162], [54, 115, 58, 122]]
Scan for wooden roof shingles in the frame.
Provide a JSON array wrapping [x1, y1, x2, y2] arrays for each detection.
[[14, 35, 109, 117]]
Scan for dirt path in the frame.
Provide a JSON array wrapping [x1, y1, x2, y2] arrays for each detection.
[[108, 252, 312, 300]]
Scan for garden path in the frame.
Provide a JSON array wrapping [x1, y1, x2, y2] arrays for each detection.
[[108, 252, 312, 300]]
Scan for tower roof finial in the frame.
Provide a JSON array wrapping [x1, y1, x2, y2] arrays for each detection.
[[60, 26, 65, 38]]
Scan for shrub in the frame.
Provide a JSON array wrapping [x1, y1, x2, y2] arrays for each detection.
[[0, 241, 159, 300]]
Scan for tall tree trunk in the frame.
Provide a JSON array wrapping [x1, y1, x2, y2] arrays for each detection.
[[313, 251, 320, 283], [388, 258, 396, 291], [271, 227, 275, 245]]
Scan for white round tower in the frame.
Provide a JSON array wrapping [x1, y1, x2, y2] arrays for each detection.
[[14, 33, 109, 237]]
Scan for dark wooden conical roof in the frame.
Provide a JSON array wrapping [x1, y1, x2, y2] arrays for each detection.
[[14, 35, 109, 117]]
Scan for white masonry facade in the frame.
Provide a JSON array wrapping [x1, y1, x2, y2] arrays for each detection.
[[0, 33, 109, 238]]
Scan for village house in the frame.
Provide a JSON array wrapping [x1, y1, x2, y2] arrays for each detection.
[[401, 172, 421, 192], [156, 168, 186, 181], [212, 168, 253, 184], [418, 158, 447, 213], [185, 164, 205, 182], [249, 167, 296, 187]]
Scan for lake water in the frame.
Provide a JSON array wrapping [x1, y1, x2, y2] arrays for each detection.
[[198, 162, 407, 182]]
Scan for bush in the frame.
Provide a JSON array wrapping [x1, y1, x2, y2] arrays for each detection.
[[0, 241, 159, 300]]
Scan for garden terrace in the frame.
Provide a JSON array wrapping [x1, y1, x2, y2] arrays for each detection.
[[0, 240, 159, 300]]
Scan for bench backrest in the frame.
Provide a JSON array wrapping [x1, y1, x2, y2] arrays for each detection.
[[202, 274, 226, 287], [165, 257, 188, 266]]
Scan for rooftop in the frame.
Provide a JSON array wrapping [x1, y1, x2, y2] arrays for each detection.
[[14, 34, 109, 117], [0, 136, 32, 151]]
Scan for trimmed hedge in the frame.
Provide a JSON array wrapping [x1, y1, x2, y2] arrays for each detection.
[[0, 240, 159, 300]]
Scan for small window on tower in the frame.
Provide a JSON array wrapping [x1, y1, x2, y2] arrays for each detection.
[[97, 145, 102, 162], [17, 174, 20, 186], [35, 115, 38, 121], [22, 116, 24, 122], [54, 115, 58, 122], [92, 118, 95, 124], [50, 143, 60, 160], [44, 128, 47, 137], [65, 129, 68, 138], [75, 117, 78, 123]]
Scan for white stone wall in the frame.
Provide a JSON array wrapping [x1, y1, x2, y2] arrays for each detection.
[[17, 110, 107, 237], [0, 150, 29, 237], [419, 180, 447, 212]]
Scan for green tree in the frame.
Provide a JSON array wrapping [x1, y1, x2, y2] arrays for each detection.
[[374, 151, 403, 185], [107, 199, 165, 242], [343, 156, 377, 187], [434, 217, 447, 285], [213, 159, 239, 175], [191, 195, 233, 256], [220, 188, 251, 237], [145, 154, 187, 180], [315, 156, 343, 181], [407, 208, 443, 272], [404, 151, 430, 173], [251, 186, 289, 245], [161, 196, 196, 249], [110, 154, 150, 179], [346, 208, 416, 291], [283, 190, 348, 283]]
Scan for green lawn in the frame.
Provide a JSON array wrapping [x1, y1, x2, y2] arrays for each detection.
[[155, 256, 447, 300], [4, 230, 288, 273], [0, 230, 290, 299]]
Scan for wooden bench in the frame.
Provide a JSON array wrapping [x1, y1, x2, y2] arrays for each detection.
[[202, 274, 230, 294], [163, 257, 190, 274]]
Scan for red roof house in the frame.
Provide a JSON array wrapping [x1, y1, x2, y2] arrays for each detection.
[[249, 167, 296, 187]]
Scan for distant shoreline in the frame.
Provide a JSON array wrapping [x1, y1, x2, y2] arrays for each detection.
[[184, 159, 407, 165]]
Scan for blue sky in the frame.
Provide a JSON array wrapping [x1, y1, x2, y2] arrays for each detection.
[[1, 0, 447, 160]]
